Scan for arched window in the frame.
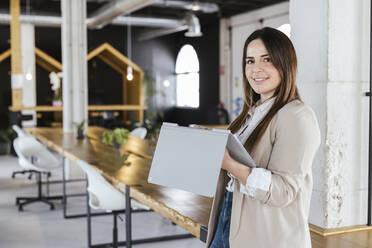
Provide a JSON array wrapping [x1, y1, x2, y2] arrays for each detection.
[[175, 44, 199, 108]]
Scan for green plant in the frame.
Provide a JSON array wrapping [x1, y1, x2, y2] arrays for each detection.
[[53, 92, 62, 101], [141, 71, 164, 141], [74, 120, 85, 132], [0, 127, 13, 143], [145, 111, 162, 139], [102, 128, 130, 146], [143, 72, 156, 100]]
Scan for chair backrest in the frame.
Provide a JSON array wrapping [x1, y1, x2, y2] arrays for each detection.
[[76, 160, 125, 211], [12, 125, 27, 137], [13, 136, 60, 171], [130, 127, 147, 139], [13, 137, 41, 171]]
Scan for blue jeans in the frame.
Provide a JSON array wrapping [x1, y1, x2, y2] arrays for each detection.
[[210, 191, 233, 248]]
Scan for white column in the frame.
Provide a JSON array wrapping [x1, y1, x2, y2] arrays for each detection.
[[21, 23, 36, 127], [291, 0, 370, 228], [61, 0, 88, 180], [61, 0, 88, 133]]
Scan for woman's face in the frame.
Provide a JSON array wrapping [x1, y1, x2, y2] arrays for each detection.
[[245, 39, 281, 102]]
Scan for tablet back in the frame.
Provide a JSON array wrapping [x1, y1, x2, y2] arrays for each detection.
[[148, 123, 228, 197]]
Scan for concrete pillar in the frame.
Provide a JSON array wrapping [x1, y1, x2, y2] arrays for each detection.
[[290, 0, 370, 228], [10, 0, 22, 108], [61, 0, 88, 133], [61, 0, 88, 180], [21, 23, 36, 127]]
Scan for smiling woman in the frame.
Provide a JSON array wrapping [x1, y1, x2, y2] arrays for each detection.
[[206, 27, 321, 248]]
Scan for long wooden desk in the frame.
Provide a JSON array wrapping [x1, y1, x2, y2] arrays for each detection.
[[26, 127, 212, 241], [24, 127, 372, 248]]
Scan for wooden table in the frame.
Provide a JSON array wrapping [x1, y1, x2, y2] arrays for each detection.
[[26, 127, 213, 241], [26, 127, 370, 248]]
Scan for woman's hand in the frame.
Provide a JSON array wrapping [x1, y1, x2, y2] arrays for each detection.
[[222, 149, 251, 184], [221, 149, 232, 171]]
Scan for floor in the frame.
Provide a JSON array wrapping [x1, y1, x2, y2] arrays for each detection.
[[0, 155, 204, 248], [1, 154, 372, 248]]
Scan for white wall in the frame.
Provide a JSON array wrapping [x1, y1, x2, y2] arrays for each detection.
[[291, 0, 370, 228], [290, 0, 329, 228]]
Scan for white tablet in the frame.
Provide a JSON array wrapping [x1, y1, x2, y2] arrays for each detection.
[[148, 123, 256, 197]]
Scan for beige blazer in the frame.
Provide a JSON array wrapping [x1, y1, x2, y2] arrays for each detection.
[[206, 100, 321, 248]]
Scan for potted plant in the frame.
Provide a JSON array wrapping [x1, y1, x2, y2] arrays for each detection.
[[74, 120, 85, 139], [141, 71, 163, 147], [52, 93, 62, 107], [49, 72, 63, 106], [0, 127, 13, 155], [102, 128, 130, 149]]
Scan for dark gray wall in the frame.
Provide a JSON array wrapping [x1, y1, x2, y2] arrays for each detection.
[[0, 18, 220, 127], [0, 26, 11, 129], [163, 19, 220, 125]]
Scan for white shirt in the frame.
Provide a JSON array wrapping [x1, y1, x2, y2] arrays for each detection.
[[226, 97, 275, 197]]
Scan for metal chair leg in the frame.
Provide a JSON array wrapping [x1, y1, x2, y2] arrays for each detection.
[[16, 171, 62, 211], [113, 212, 118, 248]]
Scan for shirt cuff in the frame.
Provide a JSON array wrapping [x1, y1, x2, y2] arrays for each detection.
[[226, 172, 235, 192], [240, 168, 272, 197]]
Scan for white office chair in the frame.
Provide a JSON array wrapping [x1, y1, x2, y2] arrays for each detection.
[[12, 125, 27, 137], [130, 127, 147, 139], [13, 136, 62, 211], [77, 160, 125, 248], [11, 125, 33, 179], [77, 160, 125, 211], [77, 160, 150, 248]]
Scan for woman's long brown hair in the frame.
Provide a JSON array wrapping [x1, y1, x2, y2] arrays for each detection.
[[228, 27, 301, 152]]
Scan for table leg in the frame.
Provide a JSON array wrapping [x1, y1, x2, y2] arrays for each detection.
[[86, 177, 92, 248], [62, 157, 67, 218], [125, 185, 132, 248]]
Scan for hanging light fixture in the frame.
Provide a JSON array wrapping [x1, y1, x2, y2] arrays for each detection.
[[25, 0, 33, 81], [185, 13, 202, 37], [127, 65, 133, 81], [126, 15, 133, 81]]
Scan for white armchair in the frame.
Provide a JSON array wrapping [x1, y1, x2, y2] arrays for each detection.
[[77, 160, 150, 248], [13, 136, 62, 211], [77, 160, 125, 211], [130, 127, 147, 139], [11, 125, 33, 179], [77, 160, 125, 247], [12, 125, 27, 137]]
